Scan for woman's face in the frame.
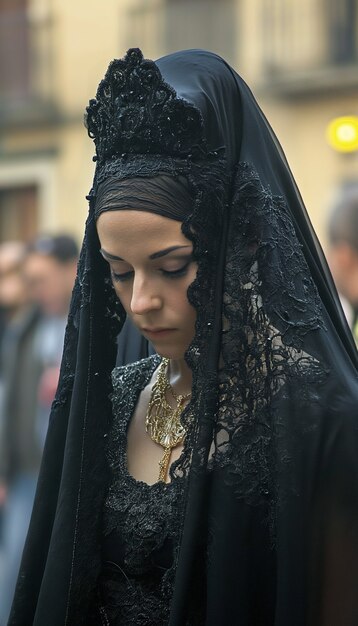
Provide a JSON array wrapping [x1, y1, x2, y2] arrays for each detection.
[[97, 210, 197, 359]]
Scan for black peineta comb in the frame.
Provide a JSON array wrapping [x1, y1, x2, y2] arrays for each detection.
[[85, 48, 207, 167]]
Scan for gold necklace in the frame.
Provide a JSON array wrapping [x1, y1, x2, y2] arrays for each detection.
[[145, 358, 191, 482]]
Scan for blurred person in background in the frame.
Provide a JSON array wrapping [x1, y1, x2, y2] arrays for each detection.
[[0, 234, 78, 626], [0, 241, 28, 432], [0, 241, 28, 608], [327, 182, 358, 344], [0, 241, 28, 381]]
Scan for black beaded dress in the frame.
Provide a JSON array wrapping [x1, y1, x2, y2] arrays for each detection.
[[93, 356, 207, 626]]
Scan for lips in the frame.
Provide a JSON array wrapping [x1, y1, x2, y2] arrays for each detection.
[[142, 327, 172, 332], [141, 327, 176, 336]]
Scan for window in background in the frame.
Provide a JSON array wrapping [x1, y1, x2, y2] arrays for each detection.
[[0, 186, 38, 242], [125, 0, 237, 69], [328, 0, 357, 64], [262, 0, 358, 75], [164, 0, 237, 67], [0, 0, 54, 113], [0, 0, 30, 103]]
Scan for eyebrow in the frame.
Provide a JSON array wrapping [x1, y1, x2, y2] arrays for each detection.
[[100, 245, 192, 261]]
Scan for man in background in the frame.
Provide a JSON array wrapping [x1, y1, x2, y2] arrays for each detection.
[[0, 234, 78, 625], [327, 182, 358, 344]]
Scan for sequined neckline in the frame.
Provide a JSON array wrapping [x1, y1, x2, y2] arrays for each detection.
[[109, 355, 187, 489]]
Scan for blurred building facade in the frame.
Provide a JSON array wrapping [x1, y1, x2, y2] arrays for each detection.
[[0, 0, 357, 245]]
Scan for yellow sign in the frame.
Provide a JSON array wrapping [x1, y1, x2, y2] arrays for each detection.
[[326, 116, 358, 153]]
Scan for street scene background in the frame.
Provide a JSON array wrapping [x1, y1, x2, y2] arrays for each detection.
[[0, 1, 357, 624]]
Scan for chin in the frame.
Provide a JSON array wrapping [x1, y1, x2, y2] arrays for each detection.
[[155, 345, 187, 361]]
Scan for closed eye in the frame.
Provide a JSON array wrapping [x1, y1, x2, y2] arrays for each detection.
[[111, 260, 191, 283], [162, 260, 191, 278], [111, 269, 133, 283]]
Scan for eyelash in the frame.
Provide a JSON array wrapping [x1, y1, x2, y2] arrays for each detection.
[[111, 261, 191, 283]]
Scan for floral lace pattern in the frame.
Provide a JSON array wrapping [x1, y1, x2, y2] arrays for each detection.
[[178, 161, 328, 538]]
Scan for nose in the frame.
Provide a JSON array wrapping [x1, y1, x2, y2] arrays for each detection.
[[130, 275, 162, 315]]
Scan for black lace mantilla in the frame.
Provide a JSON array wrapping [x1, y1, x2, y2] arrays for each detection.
[[181, 162, 328, 532]]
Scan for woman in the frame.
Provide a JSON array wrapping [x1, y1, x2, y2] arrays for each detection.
[[9, 49, 358, 625]]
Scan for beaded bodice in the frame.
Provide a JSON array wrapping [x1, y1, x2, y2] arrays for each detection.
[[94, 356, 205, 625]]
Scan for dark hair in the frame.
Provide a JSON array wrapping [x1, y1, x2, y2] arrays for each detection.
[[27, 234, 79, 263], [94, 174, 193, 222]]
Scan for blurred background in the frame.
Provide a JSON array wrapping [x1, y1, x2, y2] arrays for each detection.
[[0, 0, 357, 622], [0, 0, 357, 244]]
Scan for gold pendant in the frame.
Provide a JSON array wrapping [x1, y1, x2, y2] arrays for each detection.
[[145, 358, 192, 483], [158, 446, 172, 482]]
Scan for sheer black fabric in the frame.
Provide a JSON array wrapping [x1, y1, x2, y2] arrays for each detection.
[[9, 49, 358, 626], [94, 175, 193, 222]]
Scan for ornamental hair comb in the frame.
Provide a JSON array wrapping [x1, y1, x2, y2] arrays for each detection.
[[85, 48, 206, 167]]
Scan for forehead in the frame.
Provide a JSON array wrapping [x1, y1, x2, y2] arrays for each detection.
[[97, 210, 186, 248]]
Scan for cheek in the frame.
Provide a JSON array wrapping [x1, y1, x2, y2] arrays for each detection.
[[112, 282, 132, 312]]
